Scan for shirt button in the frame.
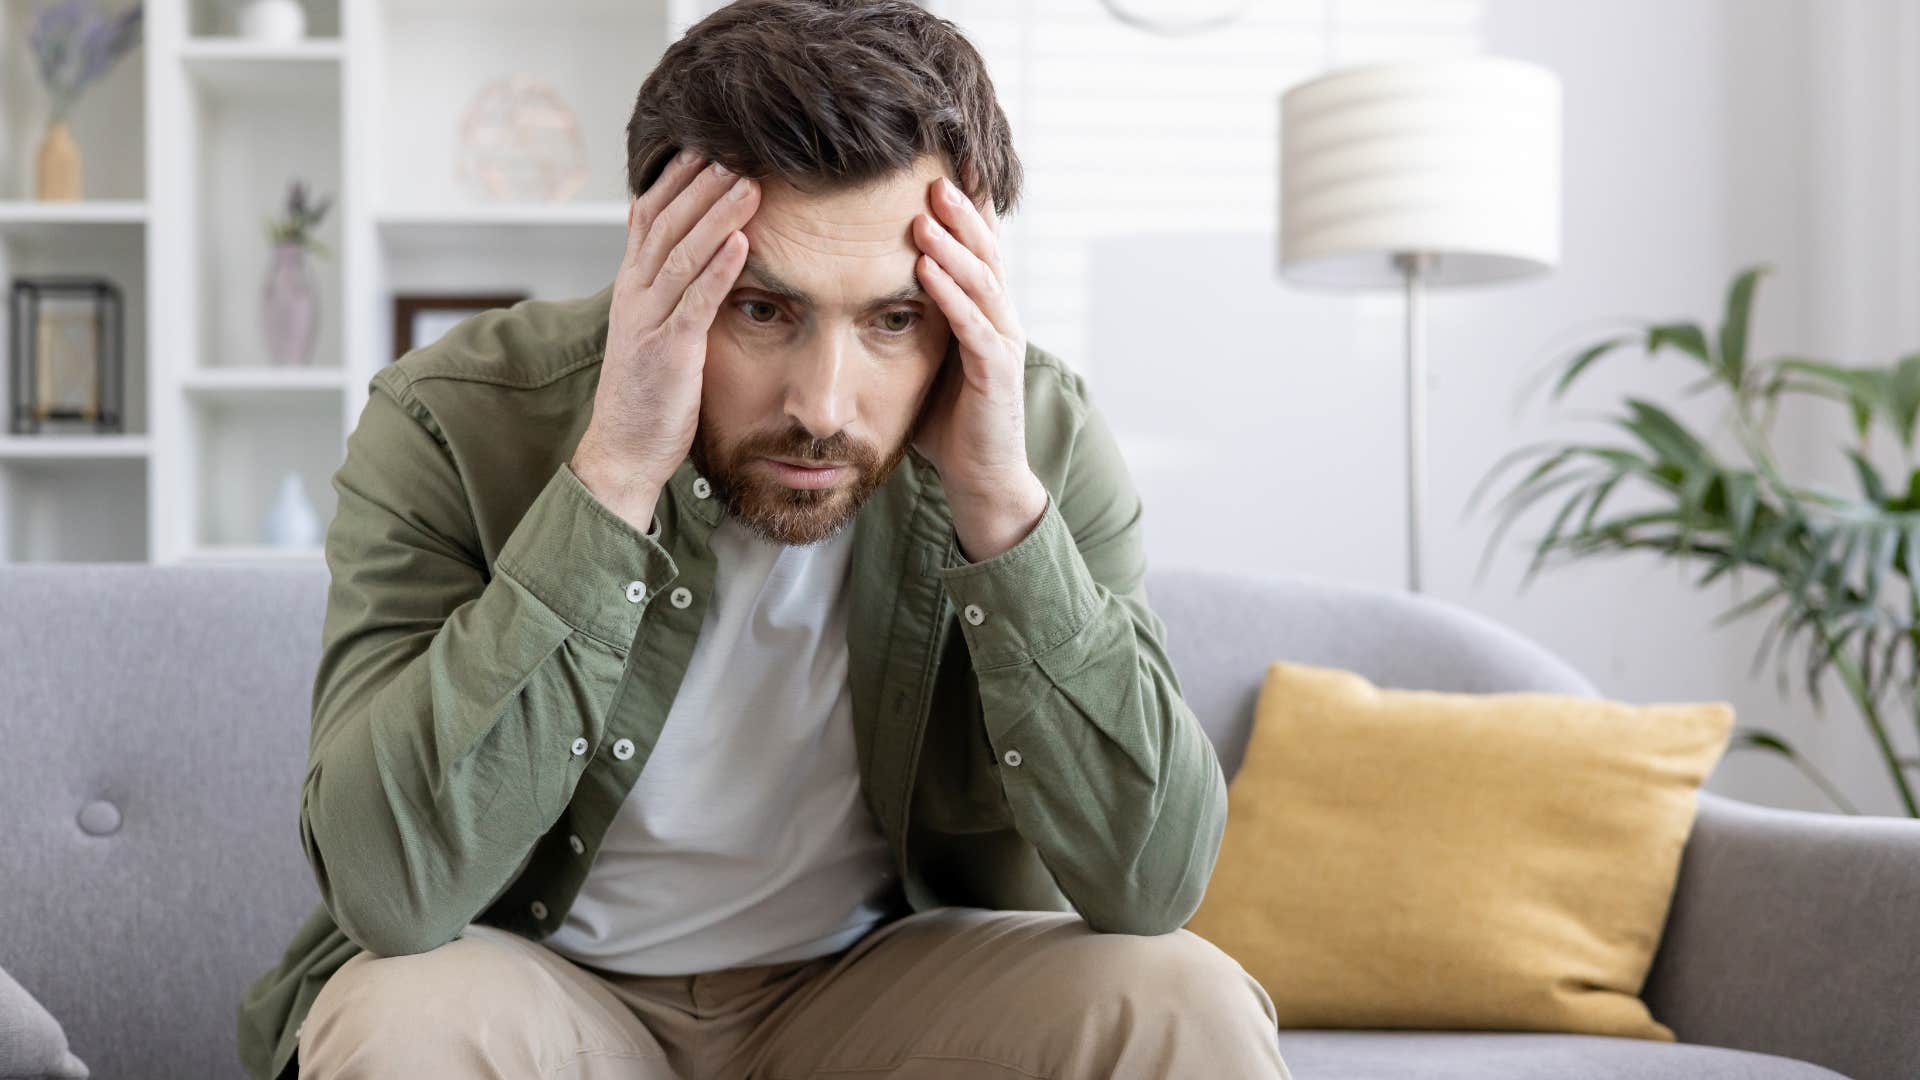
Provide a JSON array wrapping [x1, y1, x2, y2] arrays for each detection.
[[624, 580, 646, 604], [670, 586, 693, 609], [569, 834, 586, 855], [613, 737, 636, 761], [570, 736, 589, 757], [692, 477, 712, 499], [530, 900, 548, 920], [964, 603, 986, 626], [1002, 748, 1023, 767]]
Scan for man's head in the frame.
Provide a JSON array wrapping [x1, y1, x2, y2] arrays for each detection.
[[624, 0, 1021, 545]]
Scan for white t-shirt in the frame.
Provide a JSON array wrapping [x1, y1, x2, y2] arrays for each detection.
[[540, 515, 899, 975]]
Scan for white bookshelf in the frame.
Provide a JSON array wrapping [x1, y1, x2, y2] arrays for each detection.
[[0, 0, 717, 563]]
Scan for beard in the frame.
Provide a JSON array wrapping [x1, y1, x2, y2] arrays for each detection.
[[689, 416, 910, 546]]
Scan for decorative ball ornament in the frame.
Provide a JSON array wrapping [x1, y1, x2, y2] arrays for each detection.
[[453, 76, 590, 203]]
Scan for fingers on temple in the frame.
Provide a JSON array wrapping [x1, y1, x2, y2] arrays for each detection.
[[668, 230, 750, 334], [918, 254, 995, 347], [642, 170, 760, 325]]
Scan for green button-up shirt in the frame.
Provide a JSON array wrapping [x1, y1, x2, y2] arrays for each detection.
[[235, 282, 1228, 1080]]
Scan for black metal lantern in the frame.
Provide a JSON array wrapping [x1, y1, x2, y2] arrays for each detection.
[[9, 276, 125, 436]]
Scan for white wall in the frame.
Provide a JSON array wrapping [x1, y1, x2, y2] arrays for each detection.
[[1763, 0, 1920, 815], [1080, 0, 1919, 816]]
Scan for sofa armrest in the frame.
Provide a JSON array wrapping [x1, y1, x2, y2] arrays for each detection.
[[1642, 790, 1920, 1080]]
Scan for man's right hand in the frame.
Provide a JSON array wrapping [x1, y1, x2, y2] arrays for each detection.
[[570, 148, 760, 533]]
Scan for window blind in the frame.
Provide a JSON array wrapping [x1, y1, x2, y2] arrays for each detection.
[[926, 0, 1488, 375]]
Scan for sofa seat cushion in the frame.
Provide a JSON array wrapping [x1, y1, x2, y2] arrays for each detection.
[[1275, 1030, 1849, 1079]]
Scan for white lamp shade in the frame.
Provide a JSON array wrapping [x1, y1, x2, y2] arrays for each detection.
[[1280, 56, 1562, 288]]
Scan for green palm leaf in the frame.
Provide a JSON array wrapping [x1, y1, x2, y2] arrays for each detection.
[[1479, 263, 1920, 816]]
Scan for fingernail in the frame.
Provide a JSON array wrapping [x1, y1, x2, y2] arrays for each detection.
[[677, 148, 696, 165], [729, 177, 752, 200], [942, 177, 961, 200], [714, 161, 733, 178]]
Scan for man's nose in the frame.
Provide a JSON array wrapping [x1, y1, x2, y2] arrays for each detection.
[[784, 335, 856, 440]]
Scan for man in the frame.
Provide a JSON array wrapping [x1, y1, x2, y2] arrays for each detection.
[[237, 1, 1288, 1077]]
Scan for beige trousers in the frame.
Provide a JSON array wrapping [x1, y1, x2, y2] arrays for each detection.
[[298, 905, 1291, 1079]]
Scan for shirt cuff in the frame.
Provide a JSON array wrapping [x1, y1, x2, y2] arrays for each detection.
[[493, 460, 677, 653], [934, 492, 1099, 671]]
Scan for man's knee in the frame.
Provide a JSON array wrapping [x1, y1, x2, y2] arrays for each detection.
[[1076, 926, 1276, 1018], [299, 931, 558, 1073], [1037, 923, 1286, 1075], [311, 934, 525, 1025]]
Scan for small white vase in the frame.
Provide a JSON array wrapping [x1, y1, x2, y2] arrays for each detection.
[[236, 0, 307, 43], [262, 472, 321, 548]]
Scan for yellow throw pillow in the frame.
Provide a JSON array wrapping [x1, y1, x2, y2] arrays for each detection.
[[1185, 660, 1734, 1040]]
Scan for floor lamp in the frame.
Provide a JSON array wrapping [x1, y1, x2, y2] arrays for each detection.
[[1278, 57, 1562, 593]]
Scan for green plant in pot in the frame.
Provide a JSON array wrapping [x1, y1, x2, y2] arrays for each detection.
[[1468, 264, 1920, 816]]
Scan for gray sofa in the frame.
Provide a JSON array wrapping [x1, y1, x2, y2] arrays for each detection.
[[1, 563, 1913, 1080]]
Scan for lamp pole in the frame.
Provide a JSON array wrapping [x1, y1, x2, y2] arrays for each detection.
[[1395, 251, 1433, 594]]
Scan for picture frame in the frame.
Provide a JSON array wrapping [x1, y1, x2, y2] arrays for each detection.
[[391, 292, 529, 362], [8, 276, 125, 436]]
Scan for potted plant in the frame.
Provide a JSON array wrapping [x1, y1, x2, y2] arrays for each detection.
[[261, 178, 333, 366], [1469, 265, 1920, 817], [27, 1, 143, 200]]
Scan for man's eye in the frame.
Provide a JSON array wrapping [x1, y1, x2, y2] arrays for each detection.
[[740, 300, 780, 324], [878, 310, 918, 333]]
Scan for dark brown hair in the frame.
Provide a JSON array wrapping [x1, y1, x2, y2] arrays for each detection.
[[625, 0, 1022, 216]]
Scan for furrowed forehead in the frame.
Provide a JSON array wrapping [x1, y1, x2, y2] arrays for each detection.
[[737, 252, 926, 311]]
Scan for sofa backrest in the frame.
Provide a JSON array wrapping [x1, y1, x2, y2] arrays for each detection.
[[1, 565, 329, 1080], [0, 562, 1597, 1078], [1147, 568, 1599, 777]]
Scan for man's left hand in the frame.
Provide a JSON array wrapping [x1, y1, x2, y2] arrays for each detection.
[[910, 174, 1048, 563]]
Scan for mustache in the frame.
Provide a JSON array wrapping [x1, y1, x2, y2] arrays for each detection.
[[732, 423, 881, 468]]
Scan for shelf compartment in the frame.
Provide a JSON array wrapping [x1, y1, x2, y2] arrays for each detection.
[[377, 213, 625, 313], [0, 457, 147, 562], [185, 393, 340, 551], [186, 47, 343, 374], [371, 0, 669, 211], [0, 222, 150, 436], [0, 0, 148, 202]]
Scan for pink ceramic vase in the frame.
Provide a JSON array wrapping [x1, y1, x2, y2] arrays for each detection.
[[262, 241, 318, 366]]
